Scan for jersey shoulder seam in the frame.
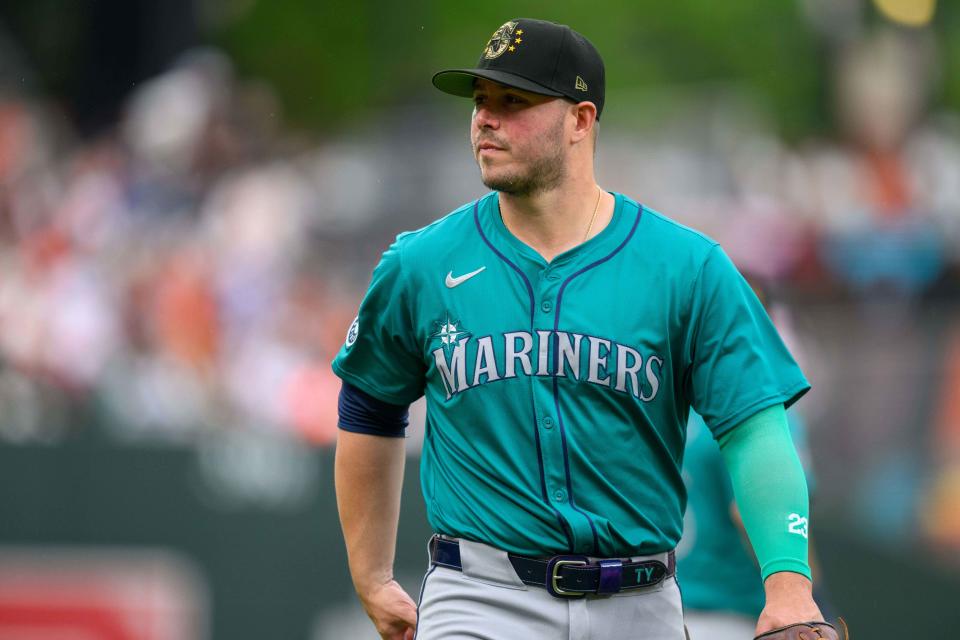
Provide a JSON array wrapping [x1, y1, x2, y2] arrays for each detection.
[[393, 224, 427, 365], [395, 198, 483, 246], [638, 205, 720, 249], [680, 243, 723, 390]]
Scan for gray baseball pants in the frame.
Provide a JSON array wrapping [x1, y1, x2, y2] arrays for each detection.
[[683, 610, 755, 639], [414, 537, 687, 640]]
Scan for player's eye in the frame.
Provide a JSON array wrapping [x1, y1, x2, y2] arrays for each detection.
[[505, 94, 526, 104], [473, 95, 487, 106]]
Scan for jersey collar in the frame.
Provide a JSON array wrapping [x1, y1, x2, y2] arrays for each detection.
[[480, 191, 630, 268]]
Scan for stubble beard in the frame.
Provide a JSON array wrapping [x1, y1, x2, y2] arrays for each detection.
[[475, 121, 566, 197]]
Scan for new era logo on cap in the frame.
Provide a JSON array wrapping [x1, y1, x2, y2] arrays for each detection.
[[432, 18, 606, 119]]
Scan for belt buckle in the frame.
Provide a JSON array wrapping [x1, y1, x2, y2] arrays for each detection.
[[545, 555, 589, 598]]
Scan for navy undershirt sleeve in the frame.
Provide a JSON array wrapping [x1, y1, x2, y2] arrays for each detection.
[[338, 381, 411, 438]]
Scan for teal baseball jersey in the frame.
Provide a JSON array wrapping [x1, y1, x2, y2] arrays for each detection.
[[677, 409, 814, 616], [332, 191, 810, 557]]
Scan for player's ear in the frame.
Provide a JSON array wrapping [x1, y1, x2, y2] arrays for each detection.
[[569, 101, 597, 145]]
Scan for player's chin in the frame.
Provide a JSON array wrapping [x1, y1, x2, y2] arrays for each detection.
[[481, 176, 529, 195], [478, 159, 516, 179], [478, 165, 500, 184], [479, 168, 512, 191], [476, 153, 506, 172]]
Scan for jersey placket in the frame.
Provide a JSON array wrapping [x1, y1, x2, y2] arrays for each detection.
[[532, 262, 597, 555], [475, 193, 632, 556], [530, 199, 641, 557]]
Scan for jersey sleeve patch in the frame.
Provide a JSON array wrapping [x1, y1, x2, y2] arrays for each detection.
[[331, 238, 426, 404]]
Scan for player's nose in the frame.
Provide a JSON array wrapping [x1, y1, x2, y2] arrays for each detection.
[[472, 104, 500, 130]]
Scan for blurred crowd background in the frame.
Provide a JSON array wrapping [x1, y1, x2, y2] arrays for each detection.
[[1, 0, 959, 638]]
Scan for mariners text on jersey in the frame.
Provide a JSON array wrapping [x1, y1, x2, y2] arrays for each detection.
[[431, 326, 664, 401], [332, 191, 811, 558]]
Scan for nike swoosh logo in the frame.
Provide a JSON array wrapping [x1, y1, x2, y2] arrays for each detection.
[[445, 266, 486, 288]]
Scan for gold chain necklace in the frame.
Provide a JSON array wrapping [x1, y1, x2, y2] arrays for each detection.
[[583, 187, 602, 242]]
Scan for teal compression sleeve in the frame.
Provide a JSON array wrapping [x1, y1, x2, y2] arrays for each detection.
[[717, 403, 811, 581]]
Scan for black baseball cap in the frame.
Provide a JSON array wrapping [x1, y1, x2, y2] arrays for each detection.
[[432, 18, 606, 119]]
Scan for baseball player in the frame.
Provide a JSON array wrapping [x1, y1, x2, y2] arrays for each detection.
[[334, 17, 838, 640], [678, 276, 826, 639], [680, 407, 818, 639]]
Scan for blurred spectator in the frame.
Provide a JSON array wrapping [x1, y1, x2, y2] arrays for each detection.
[[816, 28, 948, 297], [923, 321, 960, 558]]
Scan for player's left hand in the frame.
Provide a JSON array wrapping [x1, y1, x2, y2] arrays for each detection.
[[755, 572, 824, 635]]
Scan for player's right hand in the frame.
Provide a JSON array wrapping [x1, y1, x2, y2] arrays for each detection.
[[358, 579, 418, 640]]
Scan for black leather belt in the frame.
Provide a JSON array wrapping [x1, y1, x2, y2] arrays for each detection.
[[429, 536, 675, 599]]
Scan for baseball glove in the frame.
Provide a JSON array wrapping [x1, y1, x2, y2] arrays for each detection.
[[754, 619, 848, 640]]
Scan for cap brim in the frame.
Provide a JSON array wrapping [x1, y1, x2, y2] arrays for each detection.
[[432, 68, 565, 99]]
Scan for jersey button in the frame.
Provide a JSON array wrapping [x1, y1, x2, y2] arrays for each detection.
[[541, 300, 553, 312], [547, 273, 561, 281], [542, 416, 554, 429], [553, 489, 566, 502]]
